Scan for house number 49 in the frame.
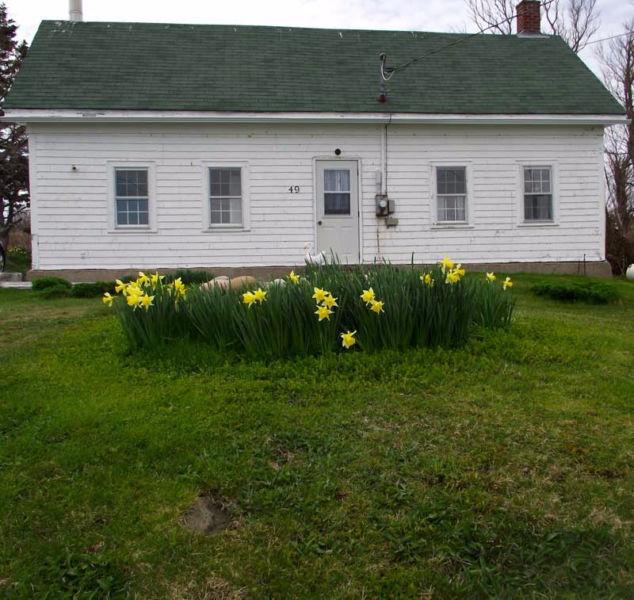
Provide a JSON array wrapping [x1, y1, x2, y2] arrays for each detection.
[[288, 185, 300, 193]]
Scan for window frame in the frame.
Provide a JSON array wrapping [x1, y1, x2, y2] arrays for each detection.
[[431, 164, 472, 226], [202, 162, 250, 231], [518, 163, 558, 226], [108, 162, 156, 233]]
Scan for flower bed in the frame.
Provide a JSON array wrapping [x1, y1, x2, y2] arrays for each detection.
[[103, 260, 515, 358]]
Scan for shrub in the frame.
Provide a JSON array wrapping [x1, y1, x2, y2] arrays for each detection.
[[70, 281, 115, 298], [166, 269, 214, 285], [105, 262, 516, 358], [37, 284, 72, 299], [5, 246, 30, 272], [32, 276, 72, 292], [532, 280, 620, 305]]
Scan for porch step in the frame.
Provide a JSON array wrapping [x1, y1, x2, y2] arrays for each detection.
[[0, 281, 32, 289], [0, 272, 24, 283]]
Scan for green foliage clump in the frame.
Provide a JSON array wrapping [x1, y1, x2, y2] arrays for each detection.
[[532, 280, 620, 304], [36, 284, 72, 299], [165, 269, 214, 285], [109, 263, 515, 358], [69, 281, 115, 298], [114, 278, 189, 350], [32, 276, 72, 293]]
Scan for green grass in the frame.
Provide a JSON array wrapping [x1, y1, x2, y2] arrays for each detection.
[[0, 275, 633, 599]]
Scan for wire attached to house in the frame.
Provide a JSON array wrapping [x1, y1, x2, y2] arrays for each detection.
[[379, 0, 556, 81], [583, 31, 633, 47]]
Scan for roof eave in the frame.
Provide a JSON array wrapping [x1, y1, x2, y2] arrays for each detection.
[[1, 109, 627, 126]]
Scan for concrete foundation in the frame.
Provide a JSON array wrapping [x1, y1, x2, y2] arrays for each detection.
[[26, 260, 613, 282]]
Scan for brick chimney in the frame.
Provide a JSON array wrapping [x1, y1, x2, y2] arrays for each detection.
[[516, 1, 541, 35]]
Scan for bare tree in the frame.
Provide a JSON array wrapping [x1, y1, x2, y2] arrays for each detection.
[[467, 0, 600, 53], [598, 23, 634, 273]]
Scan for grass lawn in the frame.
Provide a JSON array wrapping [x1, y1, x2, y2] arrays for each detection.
[[1, 274, 633, 599]]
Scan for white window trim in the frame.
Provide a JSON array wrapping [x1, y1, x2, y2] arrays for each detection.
[[201, 162, 250, 232], [517, 162, 559, 227], [430, 163, 473, 227], [107, 162, 157, 233]]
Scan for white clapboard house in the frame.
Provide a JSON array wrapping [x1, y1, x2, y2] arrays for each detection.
[[3, 0, 625, 279]]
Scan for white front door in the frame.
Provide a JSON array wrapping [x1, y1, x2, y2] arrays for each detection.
[[315, 160, 360, 264]]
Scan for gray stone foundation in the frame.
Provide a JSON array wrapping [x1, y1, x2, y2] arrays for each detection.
[[26, 260, 612, 282]]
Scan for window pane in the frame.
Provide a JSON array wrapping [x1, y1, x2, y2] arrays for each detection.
[[524, 167, 551, 194], [324, 169, 350, 192], [524, 194, 553, 220], [437, 195, 466, 222], [324, 192, 351, 215], [115, 169, 148, 197], [210, 167, 241, 197], [437, 167, 466, 195], [210, 197, 242, 225]]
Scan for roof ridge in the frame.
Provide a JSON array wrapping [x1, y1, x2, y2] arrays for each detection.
[[39, 19, 537, 39]]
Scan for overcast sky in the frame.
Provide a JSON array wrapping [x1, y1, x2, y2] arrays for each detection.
[[5, 0, 634, 75]]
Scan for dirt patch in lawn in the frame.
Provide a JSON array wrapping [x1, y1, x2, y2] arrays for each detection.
[[180, 494, 232, 535]]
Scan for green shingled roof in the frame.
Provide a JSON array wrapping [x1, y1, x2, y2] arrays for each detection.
[[4, 20, 623, 115]]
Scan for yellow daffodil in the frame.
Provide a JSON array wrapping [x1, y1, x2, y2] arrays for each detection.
[[503, 277, 513, 291], [360, 288, 375, 304], [315, 305, 333, 321], [446, 270, 461, 285], [454, 264, 466, 277], [253, 288, 267, 303], [126, 283, 142, 297], [369, 299, 384, 314], [150, 273, 164, 286], [421, 273, 434, 286], [126, 293, 141, 308], [323, 294, 338, 309], [102, 292, 114, 307], [140, 294, 154, 310], [340, 330, 357, 349], [486, 272, 496, 283], [440, 256, 455, 272], [289, 271, 301, 284], [137, 272, 150, 285], [114, 279, 126, 294], [312, 287, 328, 303], [242, 291, 256, 307], [171, 277, 186, 298]]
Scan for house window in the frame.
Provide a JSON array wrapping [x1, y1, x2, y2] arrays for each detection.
[[524, 167, 553, 221], [323, 169, 351, 215], [209, 167, 243, 226], [436, 166, 467, 223], [115, 168, 149, 227]]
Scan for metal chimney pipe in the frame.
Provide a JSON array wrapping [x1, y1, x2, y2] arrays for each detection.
[[69, 0, 83, 22]]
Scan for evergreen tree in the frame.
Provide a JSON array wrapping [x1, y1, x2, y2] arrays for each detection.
[[0, 3, 28, 248]]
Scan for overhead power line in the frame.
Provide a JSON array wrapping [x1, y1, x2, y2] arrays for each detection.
[[583, 31, 633, 47], [380, 0, 557, 80]]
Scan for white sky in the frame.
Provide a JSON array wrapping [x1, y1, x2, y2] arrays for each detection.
[[5, 0, 634, 75]]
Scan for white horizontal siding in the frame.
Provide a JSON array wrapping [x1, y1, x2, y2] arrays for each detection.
[[28, 122, 605, 270]]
